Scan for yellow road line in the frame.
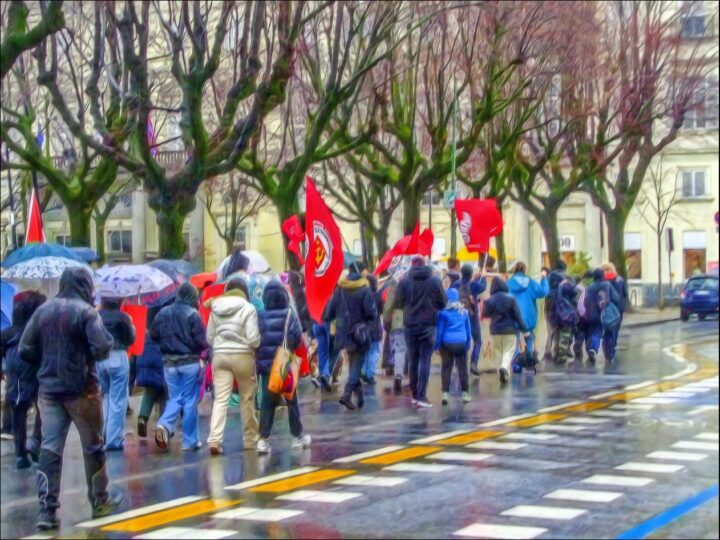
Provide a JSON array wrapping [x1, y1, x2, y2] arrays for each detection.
[[250, 469, 355, 493], [101, 499, 240, 533], [439, 430, 505, 445], [560, 402, 610, 414], [506, 413, 567, 428], [361, 446, 442, 465]]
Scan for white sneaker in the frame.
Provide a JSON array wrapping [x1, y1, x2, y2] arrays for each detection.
[[256, 439, 271, 454], [291, 434, 312, 449], [411, 399, 419, 407], [416, 400, 433, 408]]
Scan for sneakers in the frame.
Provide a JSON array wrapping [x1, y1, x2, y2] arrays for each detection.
[[291, 434, 312, 449], [256, 439, 271, 454], [311, 376, 321, 389], [209, 443, 223, 456], [416, 400, 433, 408], [183, 442, 202, 452], [469, 365, 481, 376], [16, 455, 32, 469], [137, 417, 147, 438], [0, 432, 13, 441], [461, 391, 471, 403], [499, 368, 509, 385], [154, 425, 169, 450], [320, 375, 333, 393], [393, 377, 403, 393], [441, 392, 450, 405], [92, 493, 125, 519], [339, 396, 356, 410], [411, 399, 419, 407], [36, 510, 59, 531]]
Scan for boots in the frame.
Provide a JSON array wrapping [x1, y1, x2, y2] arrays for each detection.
[[354, 383, 364, 409], [338, 387, 356, 410]]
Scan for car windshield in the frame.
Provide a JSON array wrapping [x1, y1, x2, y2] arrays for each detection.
[[686, 277, 719, 291]]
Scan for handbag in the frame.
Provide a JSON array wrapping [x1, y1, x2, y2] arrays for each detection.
[[268, 311, 300, 399]]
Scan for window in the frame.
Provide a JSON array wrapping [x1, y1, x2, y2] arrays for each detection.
[[681, 170, 707, 198], [682, 14, 705, 37], [422, 191, 442, 206], [683, 231, 706, 278], [624, 233, 642, 280], [108, 230, 132, 254], [683, 80, 719, 129], [55, 235, 70, 246], [234, 226, 247, 250]]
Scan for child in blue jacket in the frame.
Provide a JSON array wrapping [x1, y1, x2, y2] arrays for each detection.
[[435, 288, 472, 404]]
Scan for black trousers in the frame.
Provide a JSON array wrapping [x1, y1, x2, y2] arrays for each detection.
[[1, 397, 12, 433], [259, 373, 303, 439], [13, 400, 42, 459], [440, 343, 469, 392]]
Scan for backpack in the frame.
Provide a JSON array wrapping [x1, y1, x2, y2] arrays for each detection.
[[576, 282, 588, 318], [555, 285, 578, 328], [598, 284, 621, 330], [457, 281, 477, 317]]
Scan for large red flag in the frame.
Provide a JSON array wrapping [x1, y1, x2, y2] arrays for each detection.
[[26, 188, 45, 243], [454, 198, 503, 253], [304, 177, 343, 323], [282, 215, 306, 264], [373, 223, 433, 276]]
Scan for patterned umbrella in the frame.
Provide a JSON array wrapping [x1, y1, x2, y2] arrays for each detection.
[[2, 256, 91, 280], [95, 264, 175, 298], [70, 246, 100, 263], [149, 259, 199, 283], [216, 250, 272, 278], [1, 243, 85, 267]]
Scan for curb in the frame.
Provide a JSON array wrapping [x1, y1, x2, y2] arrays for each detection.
[[623, 317, 680, 329]]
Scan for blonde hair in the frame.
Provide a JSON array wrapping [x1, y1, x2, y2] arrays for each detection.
[[601, 262, 616, 273]]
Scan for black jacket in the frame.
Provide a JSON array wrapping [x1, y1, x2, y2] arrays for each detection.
[[393, 265, 447, 332], [20, 268, 113, 400], [585, 275, 621, 324], [256, 281, 302, 375], [99, 300, 136, 352], [150, 283, 208, 359], [367, 275, 384, 342], [1, 292, 46, 404], [323, 274, 377, 352], [482, 277, 528, 335]]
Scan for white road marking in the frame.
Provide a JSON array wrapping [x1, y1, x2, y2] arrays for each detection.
[[672, 441, 718, 451], [383, 463, 457, 473], [537, 401, 582, 413], [695, 433, 719, 441], [581, 475, 655, 487], [500, 505, 586, 520], [615, 462, 684, 474], [410, 431, 470, 444], [610, 403, 654, 410], [677, 385, 711, 393], [624, 381, 657, 390], [588, 410, 632, 417], [646, 451, 708, 462], [214, 507, 304, 522], [688, 405, 719, 415], [532, 424, 587, 432], [501, 433, 557, 441], [544, 489, 623, 503], [630, 397, 677, 405], [77, 496, 205, 528], [561, 417, 609, 425], [332, 446, 405, 463], [588, 390, 621, 399], [479, 413, 534, 427], [225, 467, 318, 490], [133, 527, 237, 539], [333, 475, 408, 487], [276, 490, 362, 503], [453, 523, 547, 539], [650, 391, 696, 399], [426, 451, 494, 462], [467, 441, 527, 451]]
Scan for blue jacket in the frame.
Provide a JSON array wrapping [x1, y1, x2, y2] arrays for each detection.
[[435, 290, 471, 350], [256, 281, 302, 375], [507, 272, 549, 330], [136, 335, 165, 390], [150, 283, 209, 359], [585, 279, 621, 324], [606, 274, 628, 313], [482, 278, 529, 335]]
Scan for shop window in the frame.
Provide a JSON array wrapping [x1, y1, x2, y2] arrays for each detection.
[[108, 230, 132, 254], [683, 231, 707, 278], [624, 232, 642, 279]]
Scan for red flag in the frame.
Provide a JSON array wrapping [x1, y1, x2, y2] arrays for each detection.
[[26, 188, 45, 244], [282, 215, 306, 265], [120, 304, 147, 357], [304, 177, 343, 323], [418, 228, 434, 256], [373, 224, 433, 276], [454, 198, 503, 253]]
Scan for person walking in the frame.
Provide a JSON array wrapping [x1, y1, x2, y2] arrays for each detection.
[[206, 279, 261, 455], [507, 262, 549, 363], [324, 263, 378, 410], [383, 278, 407, 393], [1, 291, 46, 468], [450, 264, 487, 376], [482, 277, 530, 384], [543, 260, 567, 363], [391, 256, 447, 408], [150, 283, 209, 452], [443, 257, 462, 289], [255, 281, 309, 453], [575, 268, 620, 367], [435, 288, 472, 404], [553, 276, 578, 365], [135, 305, 169, 438], [19, 267, 122, 530], [97, 298, 136, 451], [601, 262, 627, 362], [361, 275, 384, 386]]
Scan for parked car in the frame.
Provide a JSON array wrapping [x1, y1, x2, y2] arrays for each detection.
[[680, 274, 719, 321]]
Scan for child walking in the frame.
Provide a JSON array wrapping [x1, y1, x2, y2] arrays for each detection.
[[435, 288, 472, 404]]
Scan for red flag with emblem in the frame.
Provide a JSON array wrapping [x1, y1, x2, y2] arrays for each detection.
[[26, 188, 45, 243], [373, 223, 428, 276], [454, 198, 503, 253], [282, 215, 306, 265], [304, 177, 343, 323]]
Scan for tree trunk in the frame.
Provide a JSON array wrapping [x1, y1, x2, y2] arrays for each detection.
[[96, 220, 106, 266], [225, 236, 234, 257], [657, 231, 664, 309], [496, 229, 508, 273], [537, 213, 560, 269], [274, 196, 301, 271], [66, 204, 93, 247], [362, 224, 375, 267], [402, 194, 421, 235], [605, 209, 629, 280], [376, 223, 389, 259]]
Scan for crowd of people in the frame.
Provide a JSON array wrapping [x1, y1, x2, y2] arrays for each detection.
[[0, 249, 628, 530]]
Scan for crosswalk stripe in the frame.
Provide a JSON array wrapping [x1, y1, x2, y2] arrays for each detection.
[[333, 475, 407, 487], [426, 451, 494, 462], [561, 417, 609, 424], [532, 424, 586, 432], [610, 403, 654, 410], [560, 402, 610, 413], [581, 475, 655, 487], [672, 441, 718, 451], [225, 467, 318, 490], [410, 431, 470, 444], [132, 526, 237, 539], [506, 413, 566, 428], [77, 496, 206, 528], [501, 433, 557, 441], [249, 469, 356, 493], [695, 433, 719, 441], [615, 462, 684, 474], [276, 490, 363, 503], [360, 445, 441, 465], [646, 451, 708, 462], [500, 505, 586, 520], [630, 397, 677, 405], [438, 430, 505, 445], [478, 413, 534, 427], [544, 489, 623, 503], [213, 507, 304, 522], [650, 391, 696, 398], [624, 381, 658, 390], [467, 441, 527, 451], [537, 401, 582, 413], [453, 523, 548, 539], [588, 410, 632, 417], [101, 499, 240, 533], [332, 446, 405, 463], [382, 463, 456, 473]]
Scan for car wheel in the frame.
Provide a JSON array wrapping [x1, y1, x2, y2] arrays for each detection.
[[680, 309, 690, 322]]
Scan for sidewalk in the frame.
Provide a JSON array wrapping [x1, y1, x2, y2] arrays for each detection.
[[623, 307, 680, 328]]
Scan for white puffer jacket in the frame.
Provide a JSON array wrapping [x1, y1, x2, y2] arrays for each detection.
[[207, 290, 261, 354]]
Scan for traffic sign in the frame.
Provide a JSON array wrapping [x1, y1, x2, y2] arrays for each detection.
[[444, 189, 456, 209]]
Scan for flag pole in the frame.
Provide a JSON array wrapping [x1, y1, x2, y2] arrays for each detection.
[[450, 73, 458, 258]]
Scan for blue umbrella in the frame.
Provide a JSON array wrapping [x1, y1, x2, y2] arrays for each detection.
[[149, 259, 199, 283], [2, 243, 85, 267], [1, 279, 17, 330], [70, 246, 100, 263]]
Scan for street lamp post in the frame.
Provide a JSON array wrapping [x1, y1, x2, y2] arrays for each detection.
[[450, 75, 458, 257]]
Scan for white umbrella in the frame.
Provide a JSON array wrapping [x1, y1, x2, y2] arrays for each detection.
[[95, 264, 174, 298], [2, 256, 93, 298], [217, 250, 272, 278]]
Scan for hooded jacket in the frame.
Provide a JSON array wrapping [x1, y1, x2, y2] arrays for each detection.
[[482, 277, 529, 335], [256, 281, 302, 375], [450, 265, 487, 318], [99, 299, 136, 352], [150, 282, 209, 359], [584, 269, 621, 323], [435, 289, 472, 350], [20, 267, 113, 400], [393, 265, 448, 331], [507, 272, 549, 331], [323, 274, 377, 352], [207, 289, 260, 354], [604, 271, 628, 313], [366, 275, 384, 342], [1, 291, 46, 404]]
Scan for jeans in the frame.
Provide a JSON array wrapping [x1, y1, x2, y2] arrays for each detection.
[[389, 330, 407, 379], [469, 316, 482, 367], [313, 323, 331, 378], [139, 387, 167, 420], [97, 350, 130, 449], [516, 331, 536, 357], [13, 400, 41, 459], [259, 372, 303, 439], [440, 343, 469, 392], [37, 393, 109, 513], [602, 324, 620, 361], [362, 341, 382, 380], [574, 322, 602, 361], [343, 351, 365, 398], [157, 362, 202, 449], [405, 328, 436, 402]]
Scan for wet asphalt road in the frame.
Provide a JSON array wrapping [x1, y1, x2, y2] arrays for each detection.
[[1, 319, 718, 539]]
